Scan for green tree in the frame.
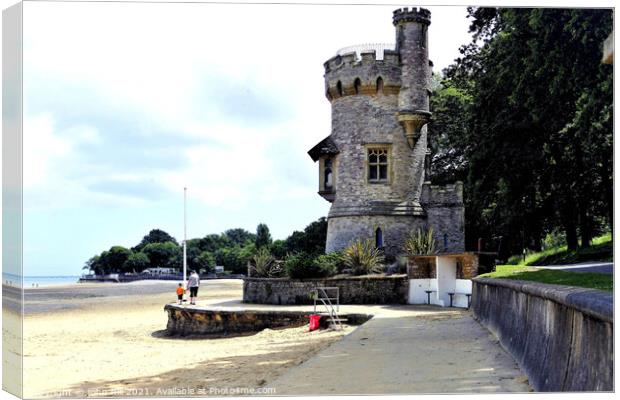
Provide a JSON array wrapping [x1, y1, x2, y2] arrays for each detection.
[[442, 7, 612, 256], [224, 228, 256, 246], [102, 246, 132, 273], [142, 241, 181, 269], [123, 252, 149, 273], [134, 229, 178, 251], [284, 217, 328, 255], [255, 223, 272, 248], [270, 239, 287, 259], [195, 251, 216, 273]]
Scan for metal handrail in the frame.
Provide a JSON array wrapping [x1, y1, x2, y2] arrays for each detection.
[[336, 43, 395, 60]]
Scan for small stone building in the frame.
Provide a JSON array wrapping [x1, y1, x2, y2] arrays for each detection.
[[308, 8, 465, 258]]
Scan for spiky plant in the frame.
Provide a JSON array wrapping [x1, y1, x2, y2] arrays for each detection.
[[343, 239, 385, 275], [249, 247, 282, 277], [404, 227, 436, 255]]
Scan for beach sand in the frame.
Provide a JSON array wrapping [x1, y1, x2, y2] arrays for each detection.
[[16, 280, 350, 397]]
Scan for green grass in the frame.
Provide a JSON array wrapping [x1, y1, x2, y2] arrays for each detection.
[[478, 265, 613, 292], [506, 233, 613, 267]]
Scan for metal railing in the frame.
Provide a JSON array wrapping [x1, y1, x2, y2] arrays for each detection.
[[336, 43, 395, 60]]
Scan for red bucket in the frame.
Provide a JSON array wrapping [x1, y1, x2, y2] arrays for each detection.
[[308, 314, 321, 331]]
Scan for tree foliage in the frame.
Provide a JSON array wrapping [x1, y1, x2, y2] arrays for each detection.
[[133, 229, 178, 251], [255, 223, 272, 249], [436, 7, 612, 258]]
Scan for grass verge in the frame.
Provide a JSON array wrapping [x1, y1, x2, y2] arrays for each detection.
[[506, 233, 613, 266], [478, 265, 613, 292]]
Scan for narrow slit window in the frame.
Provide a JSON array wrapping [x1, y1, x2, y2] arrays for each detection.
[[376, 77, 384, 94], [376, 228, 383, 248], [354, 78, 361, 94], [337, 81, 343, 96]]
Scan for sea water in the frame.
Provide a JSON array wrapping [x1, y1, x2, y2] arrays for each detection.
[[3, 272, 80, 287]]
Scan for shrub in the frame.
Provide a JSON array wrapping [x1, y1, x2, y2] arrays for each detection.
[[248, 248, 283, 277], [343, 239, 384, 275], [284, 252, 333, 279], [313, 252, 343, 277], [404, 228, 436, 255]]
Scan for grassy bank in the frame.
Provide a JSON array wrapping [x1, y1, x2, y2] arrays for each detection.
[[506, 233, 613, 266], [478, 265, 613, 292]]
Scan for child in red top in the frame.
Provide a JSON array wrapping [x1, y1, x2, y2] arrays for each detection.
[[176, 283, 185, 305]]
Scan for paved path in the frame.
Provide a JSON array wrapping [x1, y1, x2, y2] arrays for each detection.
[[534, 262, 613, 274], [267, 306, 532, 395]]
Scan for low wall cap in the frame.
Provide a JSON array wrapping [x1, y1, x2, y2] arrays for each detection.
[[474, 278, 613, 323]]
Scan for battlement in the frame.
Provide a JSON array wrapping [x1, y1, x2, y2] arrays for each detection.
[[324, 45, 399, 73], [392, 7, 431, 26], [323, 46, 401, 101], [421, 182, 464, 206]]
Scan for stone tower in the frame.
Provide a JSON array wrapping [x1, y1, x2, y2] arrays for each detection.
[[308, 8, 465, 258]]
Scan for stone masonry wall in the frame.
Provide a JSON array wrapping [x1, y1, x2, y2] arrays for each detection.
[[421, 182, 465, 253], [326, 215, 425, 257], [243, 275, 409, 305], [472, 278, 613, 391]]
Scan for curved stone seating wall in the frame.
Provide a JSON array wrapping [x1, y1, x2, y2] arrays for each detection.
[[243, 275, 409, 305], [164, 305, 372, 336], [472, 278, 613, 392]]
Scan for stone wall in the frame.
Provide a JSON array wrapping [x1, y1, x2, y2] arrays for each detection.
[[472, 278, 613, 391], [243, 275, 409, 305], [326, 215, 425, 257], [164, 305, 373, 336], [420, 182, 465, 253], [407, 253, 478, 279]]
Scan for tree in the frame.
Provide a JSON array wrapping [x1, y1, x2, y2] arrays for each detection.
[[284, 217, 328, 255], [215, 242, 256, 274], [270, 239, 287, 259], [142, 241, 181, 269], [194, 234, 232, 253], [83, 255, 103, 275], [441, 7, 612, 256], [195, 251, 216, 274], [123, 252, 149, 273], [255, 223, 272, 249], [134, 229, 178, 251], [224, 228, 256, 246]]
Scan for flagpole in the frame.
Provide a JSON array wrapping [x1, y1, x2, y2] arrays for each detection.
[[183, 187, 187, 284]]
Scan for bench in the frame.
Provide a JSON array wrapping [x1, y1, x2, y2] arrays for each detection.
[[447, 292, 472, 308]]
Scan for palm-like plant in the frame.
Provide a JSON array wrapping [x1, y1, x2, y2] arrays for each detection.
[[404, 227, 436, 255], [343, 239, 384, 275], [248, 248, 282, 277]]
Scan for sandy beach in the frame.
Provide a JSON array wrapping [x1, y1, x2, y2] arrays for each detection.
[[8, 279, 351, 398]]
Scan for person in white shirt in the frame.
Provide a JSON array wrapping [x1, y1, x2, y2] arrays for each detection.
[[186, 270, 201, 305]]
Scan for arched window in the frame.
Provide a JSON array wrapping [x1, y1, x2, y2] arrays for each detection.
[[324, 159, 333, 189], [354, 78, 361, 94], [336, 81, 343, 96], [376, 227, 383, 248], [376, 77, 384, 94]]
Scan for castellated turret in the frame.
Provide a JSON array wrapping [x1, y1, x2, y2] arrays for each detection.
[[308, 8, 465, 258]]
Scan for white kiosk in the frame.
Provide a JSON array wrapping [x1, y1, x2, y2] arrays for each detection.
[[407, 253, 479, 308]]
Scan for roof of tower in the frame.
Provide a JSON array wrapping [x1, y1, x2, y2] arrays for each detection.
[[392, 7, 431, 26], [308, 136, 339, 162]]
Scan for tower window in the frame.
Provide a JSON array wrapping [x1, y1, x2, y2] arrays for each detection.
[[336, 81, 343, 96], [367, 147, 389, 183], [354, 78, 361, 94], [324, 159, 333, 189], [375, 227, 383, 248], [376, 77, 384, 94]]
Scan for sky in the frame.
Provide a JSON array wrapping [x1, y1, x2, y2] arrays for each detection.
[[19, 1, 475, 276]]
